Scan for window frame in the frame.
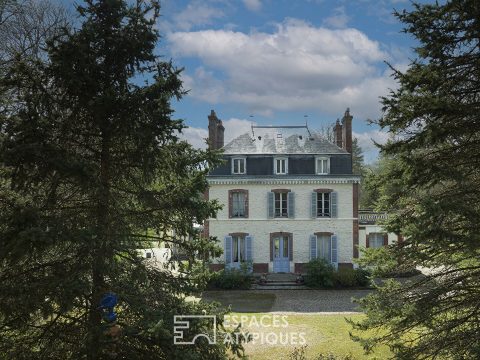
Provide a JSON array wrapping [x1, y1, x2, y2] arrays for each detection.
[[231, 157, 246, 175], [228, 189, 248, 218], [274, 157, 288, 175], [274, 191, 289, 218], [315, 156, 330, 175], [368, 232, 386, 249], [316, 192, 331, 217]]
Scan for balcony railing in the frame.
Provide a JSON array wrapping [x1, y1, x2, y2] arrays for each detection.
[[358, 210, 388, 225]]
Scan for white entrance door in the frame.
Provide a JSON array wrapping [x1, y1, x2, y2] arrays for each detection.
[[273, 235, 290, 272]]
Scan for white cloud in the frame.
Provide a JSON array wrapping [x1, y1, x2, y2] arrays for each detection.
[[243, 0, 262, 12], [323, 6, 350, 29], [168, 19, 396, 120], [178, 126, 208, 149], [173, 1, 224, 31], [354, 129, 390, 163]]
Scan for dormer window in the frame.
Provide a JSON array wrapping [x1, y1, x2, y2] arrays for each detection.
[[316, 157, 330, 175], [232, 157, 246, 174], [274, 157, 288, 175]]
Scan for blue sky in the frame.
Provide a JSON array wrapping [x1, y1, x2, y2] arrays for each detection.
[[63, 0, 424, 162]]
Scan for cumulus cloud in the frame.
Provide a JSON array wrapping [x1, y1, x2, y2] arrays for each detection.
[[243, 0, 262, 12], [323, 6, 350, 29], [172, 1, 225, 31], [178, 126, 208, 149], [168, 19, 396, 119]]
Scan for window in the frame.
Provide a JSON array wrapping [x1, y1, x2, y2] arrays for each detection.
[[316, 157, 330, 174], [369, 233, 385, 249], [232, 235, 246, 262], [232, 158, 246, 174], [316, 234, 331, 261], [274, 157, 288, 175], [317, 192, 331, 217], [146, 252, 152, 259], [230, 190, 247, 218], [275, 192, 288, 217]]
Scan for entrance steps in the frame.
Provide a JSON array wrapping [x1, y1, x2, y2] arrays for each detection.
[[253, 272, 308, 290]]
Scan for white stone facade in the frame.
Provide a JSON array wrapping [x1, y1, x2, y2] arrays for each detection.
[[207, 177, 359, 272]]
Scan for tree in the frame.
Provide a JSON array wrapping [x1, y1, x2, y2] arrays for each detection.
[[0, 0, 69, 65], [0, 1, 239, 359], [351, 1, 480, 359]]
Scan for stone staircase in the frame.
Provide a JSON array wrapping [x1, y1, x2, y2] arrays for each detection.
[[253, 272, 308, 290]]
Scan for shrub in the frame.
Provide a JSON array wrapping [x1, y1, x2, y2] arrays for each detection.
[[304, 259, 334, 288], [207, 266, 253, 290], [333, 268, 371, 288], [288, 345, 355, 360]]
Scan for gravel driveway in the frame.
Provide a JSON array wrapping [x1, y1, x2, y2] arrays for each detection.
[[264, 289, 372, 313], [202, 289, 373, 313]]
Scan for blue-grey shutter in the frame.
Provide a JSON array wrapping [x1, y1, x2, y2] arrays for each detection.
[[224, 236, 232, 267], [245, 235, 253, 261], [267, 192, 274, 218], [331, 234, 338, 268], [331, 191, 338, 218], [288, 192, 295, 218], [309, 235, 317, 260], [311, 192, 317, 218]]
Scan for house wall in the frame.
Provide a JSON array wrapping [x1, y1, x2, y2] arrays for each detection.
[[208, 181, 356, 272], [358, 225, 399, 257]]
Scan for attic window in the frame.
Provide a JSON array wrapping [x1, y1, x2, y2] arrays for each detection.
[[232, 157, 246, 174], [277, 133, 283, 138]]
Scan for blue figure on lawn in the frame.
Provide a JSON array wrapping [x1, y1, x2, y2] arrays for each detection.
[[99, 292, 118, 323]]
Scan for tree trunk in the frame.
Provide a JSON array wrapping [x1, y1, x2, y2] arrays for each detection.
[[87, 132, 111, 360]]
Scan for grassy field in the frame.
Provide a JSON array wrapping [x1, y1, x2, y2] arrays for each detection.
[[202, 291, 390, 359], [231, 313, 390, 360]]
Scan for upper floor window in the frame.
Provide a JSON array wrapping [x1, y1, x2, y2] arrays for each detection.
[[232, 157, 246, 174], [229, 189, 248, 218], [275, 191, 288, 217], [274, 157, 288, 175], [316, 157, 330, 174], [317, 192, 330, 217], [311, 189, 337, 218]]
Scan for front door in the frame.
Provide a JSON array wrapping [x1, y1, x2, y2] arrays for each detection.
[[273, 235, 290, 272]]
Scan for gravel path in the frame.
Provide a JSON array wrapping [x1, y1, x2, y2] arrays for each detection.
[[256, 289, 373, 313]]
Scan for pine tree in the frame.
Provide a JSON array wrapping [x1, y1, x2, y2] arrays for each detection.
[[0, 1, 239, 358], [351, 1, 480, 358]]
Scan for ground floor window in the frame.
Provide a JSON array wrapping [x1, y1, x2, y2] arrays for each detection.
[[232, 235, 245, 262], [368, 233, 386, 248], [316, 234, 331, 261]]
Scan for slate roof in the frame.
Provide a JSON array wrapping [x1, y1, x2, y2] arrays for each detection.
[[222, 127, 348, 155]]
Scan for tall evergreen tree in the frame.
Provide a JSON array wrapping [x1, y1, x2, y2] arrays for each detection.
[[0, 1, 238, 359], [351, 1, 480, 358]]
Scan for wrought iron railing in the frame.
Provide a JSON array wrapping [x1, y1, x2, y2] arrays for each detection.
[[358, 210, 388, 225]]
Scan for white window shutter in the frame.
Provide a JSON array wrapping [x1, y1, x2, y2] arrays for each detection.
[[331, 234, 338, 268], [267, 192, 274, 218], [309, 235, 317, 260], [288, 192, 295, 218], [245, 235, 253, 261], [331, 191, 338, 217], [311, 192, 317, 218], [224, 236, 233, 266]]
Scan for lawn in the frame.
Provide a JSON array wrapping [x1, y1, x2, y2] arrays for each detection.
[[201, 291, 391, 359], [231, 313, 390, 360]]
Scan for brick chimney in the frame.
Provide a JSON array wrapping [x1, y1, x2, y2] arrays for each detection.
[[208, 110, 225, 150], [341, 108, 353, 154], [334, 119, 343, 148]]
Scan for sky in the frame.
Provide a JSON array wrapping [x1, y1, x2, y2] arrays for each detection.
[[63, 0, 424, 163]]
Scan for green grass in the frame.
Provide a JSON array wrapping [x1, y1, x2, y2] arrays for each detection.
[[232, 313, 390, 360], [201, 291, 390, 359]]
